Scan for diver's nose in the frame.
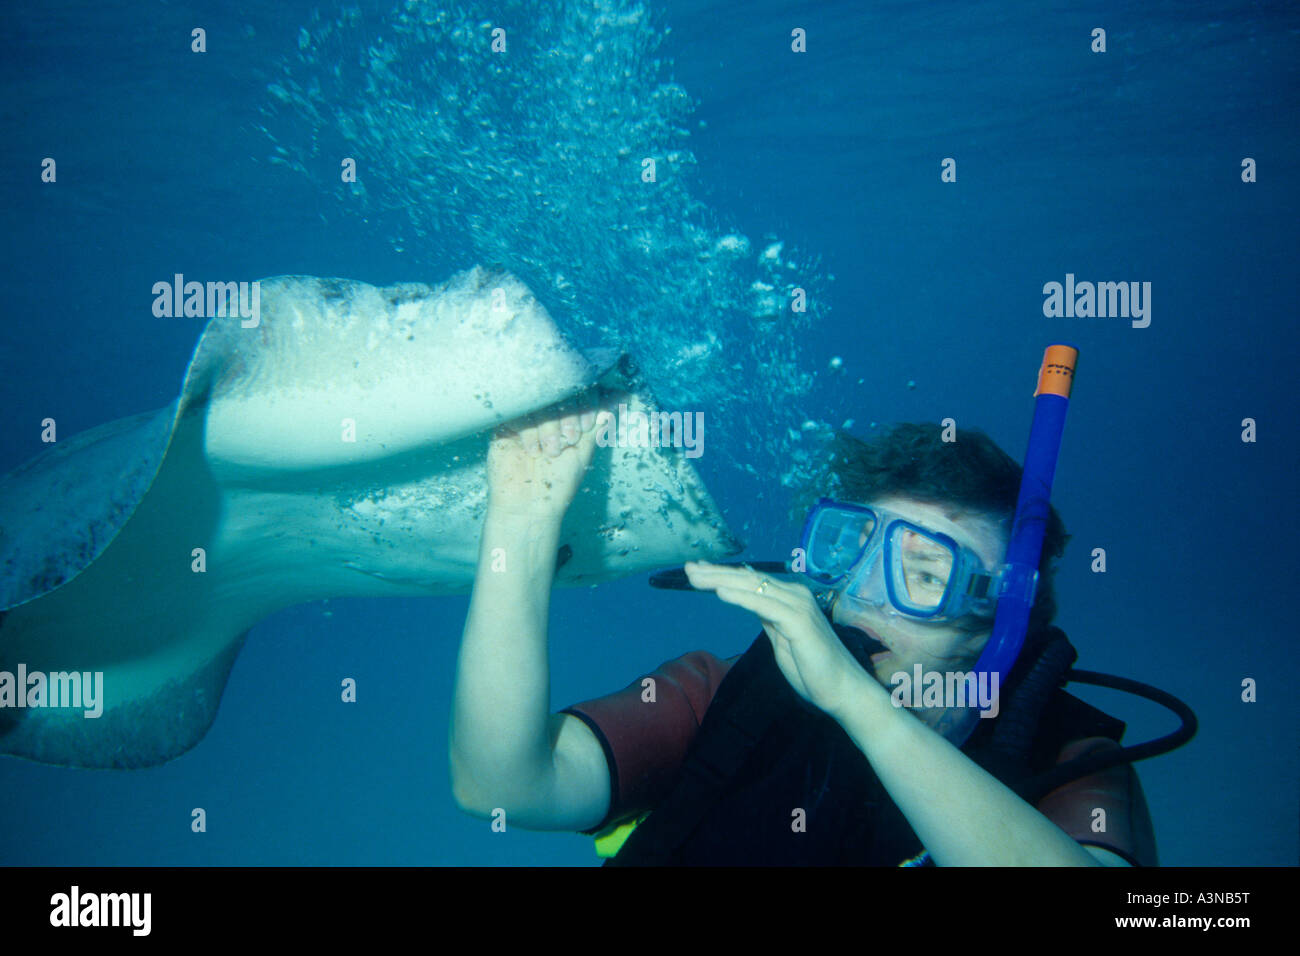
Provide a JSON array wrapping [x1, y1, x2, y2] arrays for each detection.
[[841, 553, 888, 609]]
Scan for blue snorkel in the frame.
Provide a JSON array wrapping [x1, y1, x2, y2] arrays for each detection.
[[938, 344, 1079, 746]]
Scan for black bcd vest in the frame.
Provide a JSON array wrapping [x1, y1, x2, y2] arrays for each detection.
[[607, 622, 1124, 866]]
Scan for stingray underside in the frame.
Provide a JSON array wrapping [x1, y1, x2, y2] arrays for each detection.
[[0, 268, 741, 768]]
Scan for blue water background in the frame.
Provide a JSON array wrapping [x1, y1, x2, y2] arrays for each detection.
[[0, 0, 1297, 865]]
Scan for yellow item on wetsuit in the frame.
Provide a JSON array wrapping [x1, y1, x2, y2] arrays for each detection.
[[593, 813, 650, 858]]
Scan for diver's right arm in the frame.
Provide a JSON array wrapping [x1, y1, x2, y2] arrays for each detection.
[[449, 407, 613, 832]]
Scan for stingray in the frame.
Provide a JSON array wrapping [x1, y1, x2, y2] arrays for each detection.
[[0, 267, 741, 769]]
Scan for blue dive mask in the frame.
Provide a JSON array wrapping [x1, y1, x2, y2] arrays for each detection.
[[797, 498, 1025, 625]]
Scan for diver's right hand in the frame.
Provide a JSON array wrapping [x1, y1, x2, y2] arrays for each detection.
[[486, 400, 613, 523]]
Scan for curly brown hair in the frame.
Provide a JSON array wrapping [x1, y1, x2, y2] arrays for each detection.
[[792, 422, 1070, 637]]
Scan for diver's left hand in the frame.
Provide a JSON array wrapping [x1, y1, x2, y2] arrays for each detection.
[[683, 561, 868, 719]]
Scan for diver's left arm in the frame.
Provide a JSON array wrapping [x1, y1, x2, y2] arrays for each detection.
[[829, 668, 1117, 866]]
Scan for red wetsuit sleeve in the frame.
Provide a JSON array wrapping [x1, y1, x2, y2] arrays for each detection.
[[1036, 737, 1159, 866], [560, 650, 735, 832]]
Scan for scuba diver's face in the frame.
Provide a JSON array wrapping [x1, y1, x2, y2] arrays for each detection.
[[828, 494, 1009, 693]]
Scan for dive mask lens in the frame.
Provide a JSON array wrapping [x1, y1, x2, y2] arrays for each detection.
[[886, 523, 959, 616], [805, 504, 878, 584]]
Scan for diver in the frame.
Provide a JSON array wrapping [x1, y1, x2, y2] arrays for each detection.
[[449, 366, 1186, 865]]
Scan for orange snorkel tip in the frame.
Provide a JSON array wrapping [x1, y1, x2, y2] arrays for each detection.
[[1034, 344, 1078, 398]]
